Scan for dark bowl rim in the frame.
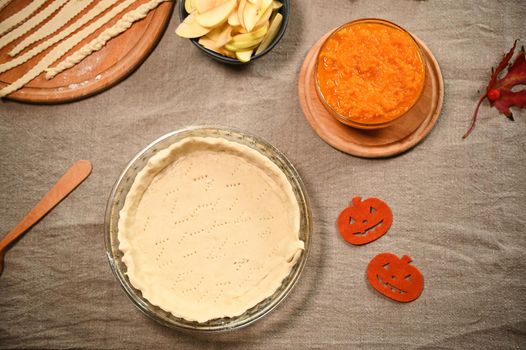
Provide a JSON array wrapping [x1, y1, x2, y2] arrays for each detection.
[[178, 0, 289, 64]]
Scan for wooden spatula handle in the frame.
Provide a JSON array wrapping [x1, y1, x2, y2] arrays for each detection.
[[0, 160, 92, 251]]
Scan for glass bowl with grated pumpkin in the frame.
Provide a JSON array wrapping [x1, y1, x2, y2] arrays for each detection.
[[315, 18, 426, 129]]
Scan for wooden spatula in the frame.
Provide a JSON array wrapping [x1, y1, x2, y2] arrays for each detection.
[[0, 160, 92, 277]]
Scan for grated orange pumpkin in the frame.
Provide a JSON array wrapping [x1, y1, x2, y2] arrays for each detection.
[[317, 21, 426, 125]]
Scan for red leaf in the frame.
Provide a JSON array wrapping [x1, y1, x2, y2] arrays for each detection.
[[488, 40, 518, 90], [463, 41, 526, 138], [494, 90, 526, 118], [494, 46, 526, 91]]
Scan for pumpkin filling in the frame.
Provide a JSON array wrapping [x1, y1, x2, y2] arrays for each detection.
[[317, 21, 426, 125]]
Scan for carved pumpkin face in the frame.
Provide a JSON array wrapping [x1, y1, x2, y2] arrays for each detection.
[[337, 197, 393, 245], [367, 253, 424, 302]]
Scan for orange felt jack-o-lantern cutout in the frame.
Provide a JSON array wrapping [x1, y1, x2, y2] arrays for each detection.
[[367, 253, 424, 302], [337, 197, 393, 245]]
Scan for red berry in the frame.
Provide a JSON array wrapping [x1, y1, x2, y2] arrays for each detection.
[[488, 89, 501, 101]]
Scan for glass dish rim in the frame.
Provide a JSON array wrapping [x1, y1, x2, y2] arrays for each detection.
[[104, 125, 312, 333], [315, 18, 427, 129]]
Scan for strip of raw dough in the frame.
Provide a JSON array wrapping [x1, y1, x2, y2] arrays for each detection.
[[10, 0, 95, 56], [0, 0, 13, 13], [0, 0, 120, 74], [0, 0, 136, 97], [0, 0, 47, 36], [0, 0, 69, 51], [46, 0, 168, 79]]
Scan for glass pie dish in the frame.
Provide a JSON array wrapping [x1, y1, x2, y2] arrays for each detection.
[[104, 126, 312, 332]]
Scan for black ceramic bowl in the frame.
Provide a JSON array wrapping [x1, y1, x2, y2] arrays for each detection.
[[178, 0, 289, 64]]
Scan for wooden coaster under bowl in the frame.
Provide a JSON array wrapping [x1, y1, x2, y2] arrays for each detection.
[[298, 31, 444, 158]]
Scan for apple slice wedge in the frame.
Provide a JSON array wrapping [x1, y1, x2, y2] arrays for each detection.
[[195, 0, 217, 13], [199, 37, 222, 50], [200, 38, 236, 58], [204, 24, 233, 47], [227, 10, 240, 26], [254, 5, 272, 29], [242, 2, 259, 32], [255, 12, 282, 55], [185, 0, 196, 13], [226, 25, 267, 50], [260, 0, 273, 10], [176, 13, 212, 38], [271, 0, 282, 9], [230, 23, 268, 41], [230, 25, 247, 35], [195, 0, 237, 28], [226, 36, 262, 50], [237, 0, 247, 29], [244, 0, 272, 32], [219, 47, 237, 58], [235, 49, 253, 62]]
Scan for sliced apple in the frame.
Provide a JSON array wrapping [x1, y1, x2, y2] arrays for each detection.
[[255, 12, 282, 54], [185, 0, 196, 13], [237, 0, 247, 29], [260, 0, 273, 10], [176, 0, 283, 62], [225, 31, 264, 49], [271, 0, 282, 9], [195, 0, 237, 27], [175, 13, 212, 38], [204, 24, 233, 47], [227, 10, 240, 26], [199, 36, 222, 50], [233, 26, 247, 34], [195, 0, 216, 13], [236, 49, 253, 62], [254, 5, 272, 29], [244, 0, 273, 32], [232, 23, 268, 40], [242, 2, 259, 32], [219, 47, 237, 58], [200, 39, 236, 58], [226, 37, 262, 50], [258, 0, 273, 17], [224, 41, 251, 51], [226, 26, 267, 50]]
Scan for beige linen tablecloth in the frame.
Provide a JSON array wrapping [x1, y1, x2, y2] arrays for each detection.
[[1, 0, 525, 348]]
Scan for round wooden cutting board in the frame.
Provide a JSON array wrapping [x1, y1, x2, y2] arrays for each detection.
[[0, 0, 174, 104], [298, 31, 444, 158]]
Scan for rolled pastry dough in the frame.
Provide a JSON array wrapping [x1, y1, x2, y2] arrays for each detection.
[[0, 0, 68, 51], [0, 0, 120, 75], [118, 137, 304, 323], [0, 0, 136, 97], [0, 0, 47, 36], [10, 0, 95, 56], [46, 0, 168, 79]]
